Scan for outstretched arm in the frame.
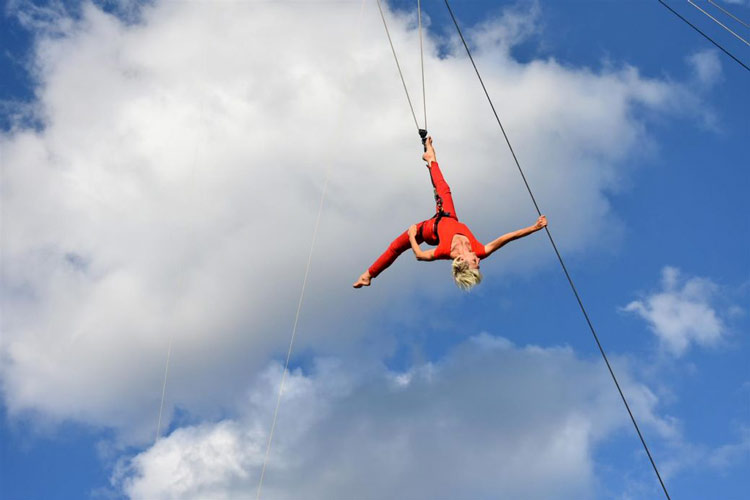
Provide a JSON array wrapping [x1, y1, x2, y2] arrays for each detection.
[[408, 224, 436, 261], [484, 215, 547, 257]]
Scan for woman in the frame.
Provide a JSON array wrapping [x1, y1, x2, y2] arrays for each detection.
[[353, 136, 547, 290]]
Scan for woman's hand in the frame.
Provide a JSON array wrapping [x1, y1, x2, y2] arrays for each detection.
[[421, 136, 436, 163], [408, 224, 418, 238], [534, 215, 547, 230]]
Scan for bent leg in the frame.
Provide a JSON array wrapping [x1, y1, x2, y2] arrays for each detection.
[[427, 161, 457, 218], [368, 222, 426, 278]]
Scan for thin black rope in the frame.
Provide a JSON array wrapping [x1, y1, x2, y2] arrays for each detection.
[[442, 1, 672, 499], [376, 0, 421, 131], [689, 0, 750, 46], [708, 0, 750, 29], [656, 0, 750, 72]]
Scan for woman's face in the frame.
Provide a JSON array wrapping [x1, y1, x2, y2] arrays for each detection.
[[461, 252, 480, 270]]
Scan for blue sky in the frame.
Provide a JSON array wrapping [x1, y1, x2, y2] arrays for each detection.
[[1, 0, 748, 499]]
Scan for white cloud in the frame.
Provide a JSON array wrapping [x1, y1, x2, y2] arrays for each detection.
[[623, 267, 726, 356], [707, 426, 750, 470], [687, 49, 723, 88], [469, 0, 541, 50], [115, 335, 673, 499], [633, 423, 750, 486], [0, 0, 707, 442]]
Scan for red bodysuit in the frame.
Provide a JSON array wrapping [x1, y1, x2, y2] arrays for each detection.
[[368, 161, 486, 278]]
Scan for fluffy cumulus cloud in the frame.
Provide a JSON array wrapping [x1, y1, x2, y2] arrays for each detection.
[[115, 334, 673, 499], [687, 49, 722, 88], [1, 0, 705, 445], [623, 267, 727, 356]]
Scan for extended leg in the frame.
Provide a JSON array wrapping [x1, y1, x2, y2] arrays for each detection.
[[421, 136, 457, 218], [367, 223, 426, 278], [353, 220, 431, 288], [427, 161, 457, 218]]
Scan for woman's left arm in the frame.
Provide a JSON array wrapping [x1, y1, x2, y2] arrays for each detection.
[[408, 225, 436, 261], [484, 215, 547, 257]]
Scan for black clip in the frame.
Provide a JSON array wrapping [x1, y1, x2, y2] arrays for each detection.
[[419, 129, 428, 151]]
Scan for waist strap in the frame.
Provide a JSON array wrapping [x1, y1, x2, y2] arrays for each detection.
[[431, 209, 453, 244]]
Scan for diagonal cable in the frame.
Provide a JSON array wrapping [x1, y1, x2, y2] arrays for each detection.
[[442, 0, 672, 498], [155, 335, 174, 442], [708, 0, 750, 29], [656, 0, 750, 72], [255, 1, 368, 498], [688, 0, 750, 46], [256, 169, 328, 499], [155, 111, 203, 444]]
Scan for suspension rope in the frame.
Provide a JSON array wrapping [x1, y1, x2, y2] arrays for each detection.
[[255, 2, 367, 497], [155, 335, 174, 442], [155, 112, 202, 444], [418, 0, 427, 130], [656, 0, 750, 72], [708, 0, 750, 29], [688, 0, 750, 47], [442, 1, 672, 498], [375, 0, 423, 131], [256, 171, 328, 499]]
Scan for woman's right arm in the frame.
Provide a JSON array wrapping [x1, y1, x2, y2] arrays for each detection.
[[484, 215, 547, 257]]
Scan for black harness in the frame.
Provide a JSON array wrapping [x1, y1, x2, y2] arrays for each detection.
[[418, 194, 453, 244]]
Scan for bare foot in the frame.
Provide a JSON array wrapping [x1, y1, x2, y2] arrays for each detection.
[[422, 136, 435, 163], [353, 271, 372, 288]]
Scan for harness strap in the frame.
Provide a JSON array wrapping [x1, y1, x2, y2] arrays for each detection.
[[430, 208, 453, 244]]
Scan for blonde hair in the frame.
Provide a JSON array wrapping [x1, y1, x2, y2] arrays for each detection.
[[452, 257, 482, 291]]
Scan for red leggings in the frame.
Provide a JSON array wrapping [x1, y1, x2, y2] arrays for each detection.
[[368, 161, 457, 278]]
